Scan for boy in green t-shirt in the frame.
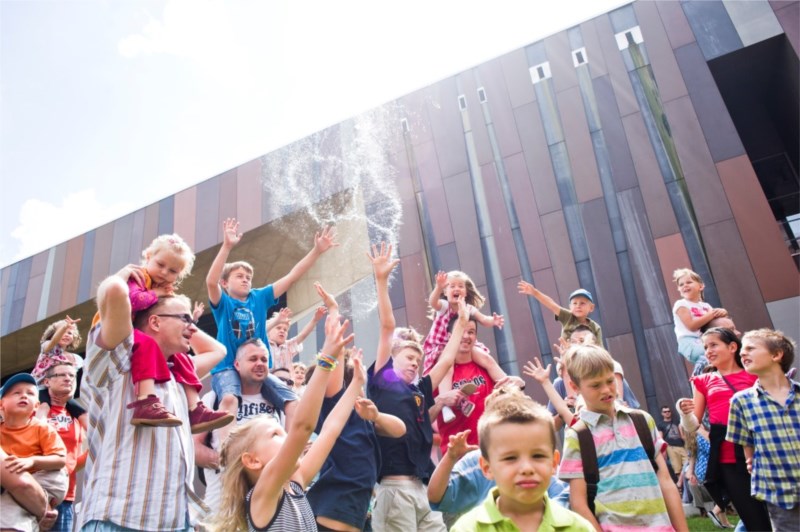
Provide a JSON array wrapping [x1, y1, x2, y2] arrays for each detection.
[[518, 282, 603, 346], [451, 386, 593, 531]]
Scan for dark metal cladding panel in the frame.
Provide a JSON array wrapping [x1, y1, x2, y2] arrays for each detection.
[[635, 0, 689, 103], [477, 58, 523, 158], [594, 76, 639, 192], [681, 0, 743, 60], [513, 102, 561, 215]]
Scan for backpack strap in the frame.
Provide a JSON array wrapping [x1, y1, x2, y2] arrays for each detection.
[[630, 410, 659, 473], [574, 420, 600, 515]]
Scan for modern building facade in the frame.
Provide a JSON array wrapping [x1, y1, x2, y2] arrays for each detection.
[[2, 0, 798, 412]]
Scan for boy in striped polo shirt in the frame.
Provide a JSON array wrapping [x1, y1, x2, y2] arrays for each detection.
[[559, 344, 687, 531], [727, 329, 799, 531]]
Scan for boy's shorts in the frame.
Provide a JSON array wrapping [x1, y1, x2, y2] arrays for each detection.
[[211, 369, 297, 409], [0, 469, 68, 532], [678, 336, 706, 365]]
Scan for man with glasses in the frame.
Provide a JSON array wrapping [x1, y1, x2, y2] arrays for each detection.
[[79, 270, 226, 531], [657, 405, 687, 486], [193, 338, 297, 513], [42, 362, 85, 532]]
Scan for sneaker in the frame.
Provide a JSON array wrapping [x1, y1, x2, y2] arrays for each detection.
[[441, 405, 456, 423], [128, 395, 182, 428], [189, 402, 235, 434]]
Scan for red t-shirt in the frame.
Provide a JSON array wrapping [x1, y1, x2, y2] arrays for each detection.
[[691, 370, 756, 464], [46, 405, 82, 501], [436, 362, 494, 454]]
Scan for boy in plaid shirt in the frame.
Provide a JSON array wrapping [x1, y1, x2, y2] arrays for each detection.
[[727, 328, 799, 531]]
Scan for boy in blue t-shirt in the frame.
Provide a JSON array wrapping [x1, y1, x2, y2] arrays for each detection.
[[205, 217, 338, 442]]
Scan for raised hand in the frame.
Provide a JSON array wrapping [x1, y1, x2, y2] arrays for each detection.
[[117, 263, 145, 286], [523, 358, 552, 384], [553, 338, 569, 357], [435, 270, 448, 290], [315, 282, 338, 311], [313, 305, 328, 322], [455, 297, 469, 325], [445, 430, 479, 462], [355, 397, 379, 422], [192, 302, 205, 322], [367, 242, 399, 281], [492, 312, 505, 329], [222, 218, 242, 249], [277, 306, 293, 324], [517, 280, 537, 296], [314, 225, 339, 254], [321, 314, 354, 361], [64, 315, 81, 327]]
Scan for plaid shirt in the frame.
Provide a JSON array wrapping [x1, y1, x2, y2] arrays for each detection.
[[727, 378, 800, 509], [422, 302, 487, 375]]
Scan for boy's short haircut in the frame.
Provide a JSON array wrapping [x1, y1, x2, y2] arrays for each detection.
[[564, 344, 615, 386], [235, 338, 267, 360], [478, 386, 555, 458], [446, 313, 478, 334], [221, 261, 254, 282], [742, 328, 796, 373]]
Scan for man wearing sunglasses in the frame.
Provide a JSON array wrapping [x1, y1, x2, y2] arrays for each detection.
[[193, 337, 297, 513], [78, 270, 226, 531]]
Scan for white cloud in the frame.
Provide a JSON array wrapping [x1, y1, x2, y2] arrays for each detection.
[[6, 190, 136, 266]]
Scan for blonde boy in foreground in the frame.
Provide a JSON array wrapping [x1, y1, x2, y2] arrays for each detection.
[[451, 387, 593, 531], [559, 344, 687, 532]]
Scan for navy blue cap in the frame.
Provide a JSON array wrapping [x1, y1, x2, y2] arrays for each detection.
[[1, 373, 37, 397], [569, 289, 594, 303]]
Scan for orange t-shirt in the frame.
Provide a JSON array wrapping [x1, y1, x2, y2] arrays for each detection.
[[0, 417, 66, 472]]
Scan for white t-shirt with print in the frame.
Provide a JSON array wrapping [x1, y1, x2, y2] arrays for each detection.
[[672, 299, 712, 339]]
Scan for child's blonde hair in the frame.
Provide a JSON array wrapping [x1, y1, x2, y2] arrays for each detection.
[[672, 268, 704, 299], [441, 271, 485, 308], [211, 417, 272, 532], [742, 328, 796, 373], [40, 320, 82, 350], [564, 344, 615, 386], [391, 327, 424, 360], [221, 261, 254, 282], [142, 234, 195, 283], [478, 386, 555, 458]]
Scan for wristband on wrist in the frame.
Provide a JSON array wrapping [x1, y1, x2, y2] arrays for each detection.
[[316, 352, 338, 371]]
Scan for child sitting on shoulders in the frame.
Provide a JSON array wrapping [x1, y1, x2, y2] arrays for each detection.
[[727, 328, 799, 531], [451, 386, 593, 531], [671, 268, 728, 375], [32, 316, 86, 421], [0, 373, 67, 531], [559, 344, 688, 531], [266, 305, 327, 370], [99, 234, 232, 432], [518, 281, 604, 346], [424, 270, 506, 422], [209, 313, 355, 532]]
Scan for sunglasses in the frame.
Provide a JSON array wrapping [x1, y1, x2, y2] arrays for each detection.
[[156, 313, 196, 326]]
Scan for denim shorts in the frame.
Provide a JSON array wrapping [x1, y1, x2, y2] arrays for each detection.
[[212, 369, 297, 409], [211, 368, 241, 399]]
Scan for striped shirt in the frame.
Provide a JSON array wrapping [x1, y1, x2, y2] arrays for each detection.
[[559, 406, 672, 531], [726, 378, 800, 509], [79, 325, 208, 531], [246, 481, 317, 531]]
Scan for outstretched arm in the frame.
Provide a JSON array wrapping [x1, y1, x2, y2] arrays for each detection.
[[206, 218, 241, 306], [292, 306, 326, 345], [517, 280, 561, 316], [96, 270, 134, 349], [368, 243, 400, 373], [272, 226, 339, 298], [472, 309, 504, 330], [428, 430, 479, 504], [428, 271, 448, 312], [189, 327, 227, 380], [523, 358, 574, 426], [42, 315, 81, 353], [428, 298, 468, 390], [354, 397, 406, 438]]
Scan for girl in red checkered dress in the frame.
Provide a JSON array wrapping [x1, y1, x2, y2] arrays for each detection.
[[422, 270, 506, 422]]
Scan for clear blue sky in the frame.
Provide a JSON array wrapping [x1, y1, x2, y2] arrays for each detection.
[[1, 0, 627, 267]]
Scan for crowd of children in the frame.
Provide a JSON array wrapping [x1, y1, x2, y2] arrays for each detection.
[[1, 220, 797, 532]]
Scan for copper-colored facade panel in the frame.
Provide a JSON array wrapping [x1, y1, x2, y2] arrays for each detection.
[[46, 244, 67, 317], [545, 30, 578, 94], [635, 0, 689, 103], [89, 223, 114, 299], [540, 211, 580, 303], [499, 48, 536, 108], [478, 58, 523, 158], [195, 176, 221, 253], [142, 203, 160, 248], [664, 96, 733, 226], [557, 86, 603, 203], [701, 219, 773, 331], [655, 0, 696, 49], [443, 172, 486, 288], [59, 236, 84, 311], [773, 1, 799, 55], [606, 332, 646, 409], [480, 162, 521, 282], [427, 79, 468, 179], [398, 198, 423, 259], [501, 275, 538, 361], [530, 268, 568, 349], [594, 13, 639, 117], [505, 152, 551, 272], [425, 185, 455, 246], [22, 274, 44, 328], [216, 169, 238, 246], [580, 18, 610, 79], [514, 103, 562, 215], [236, 158, 263, 234], [173, 187, 197, 251], [399, 252, 428, 335], [717, 155, 799, 302], [654, 232, 691, 309]]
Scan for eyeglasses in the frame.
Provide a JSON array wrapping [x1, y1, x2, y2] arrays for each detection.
[[49, 373, 76, 380], [156, 313, 196, 326]]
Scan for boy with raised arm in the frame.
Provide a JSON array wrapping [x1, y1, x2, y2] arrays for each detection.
[[206, 217, 337, 443], [518, 281, 603, 346]]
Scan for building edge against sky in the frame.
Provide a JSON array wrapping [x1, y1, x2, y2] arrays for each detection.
[[1, 0, 798, 413]]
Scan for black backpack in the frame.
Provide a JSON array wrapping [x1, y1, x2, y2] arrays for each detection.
[[574, 410, 659, 515]]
